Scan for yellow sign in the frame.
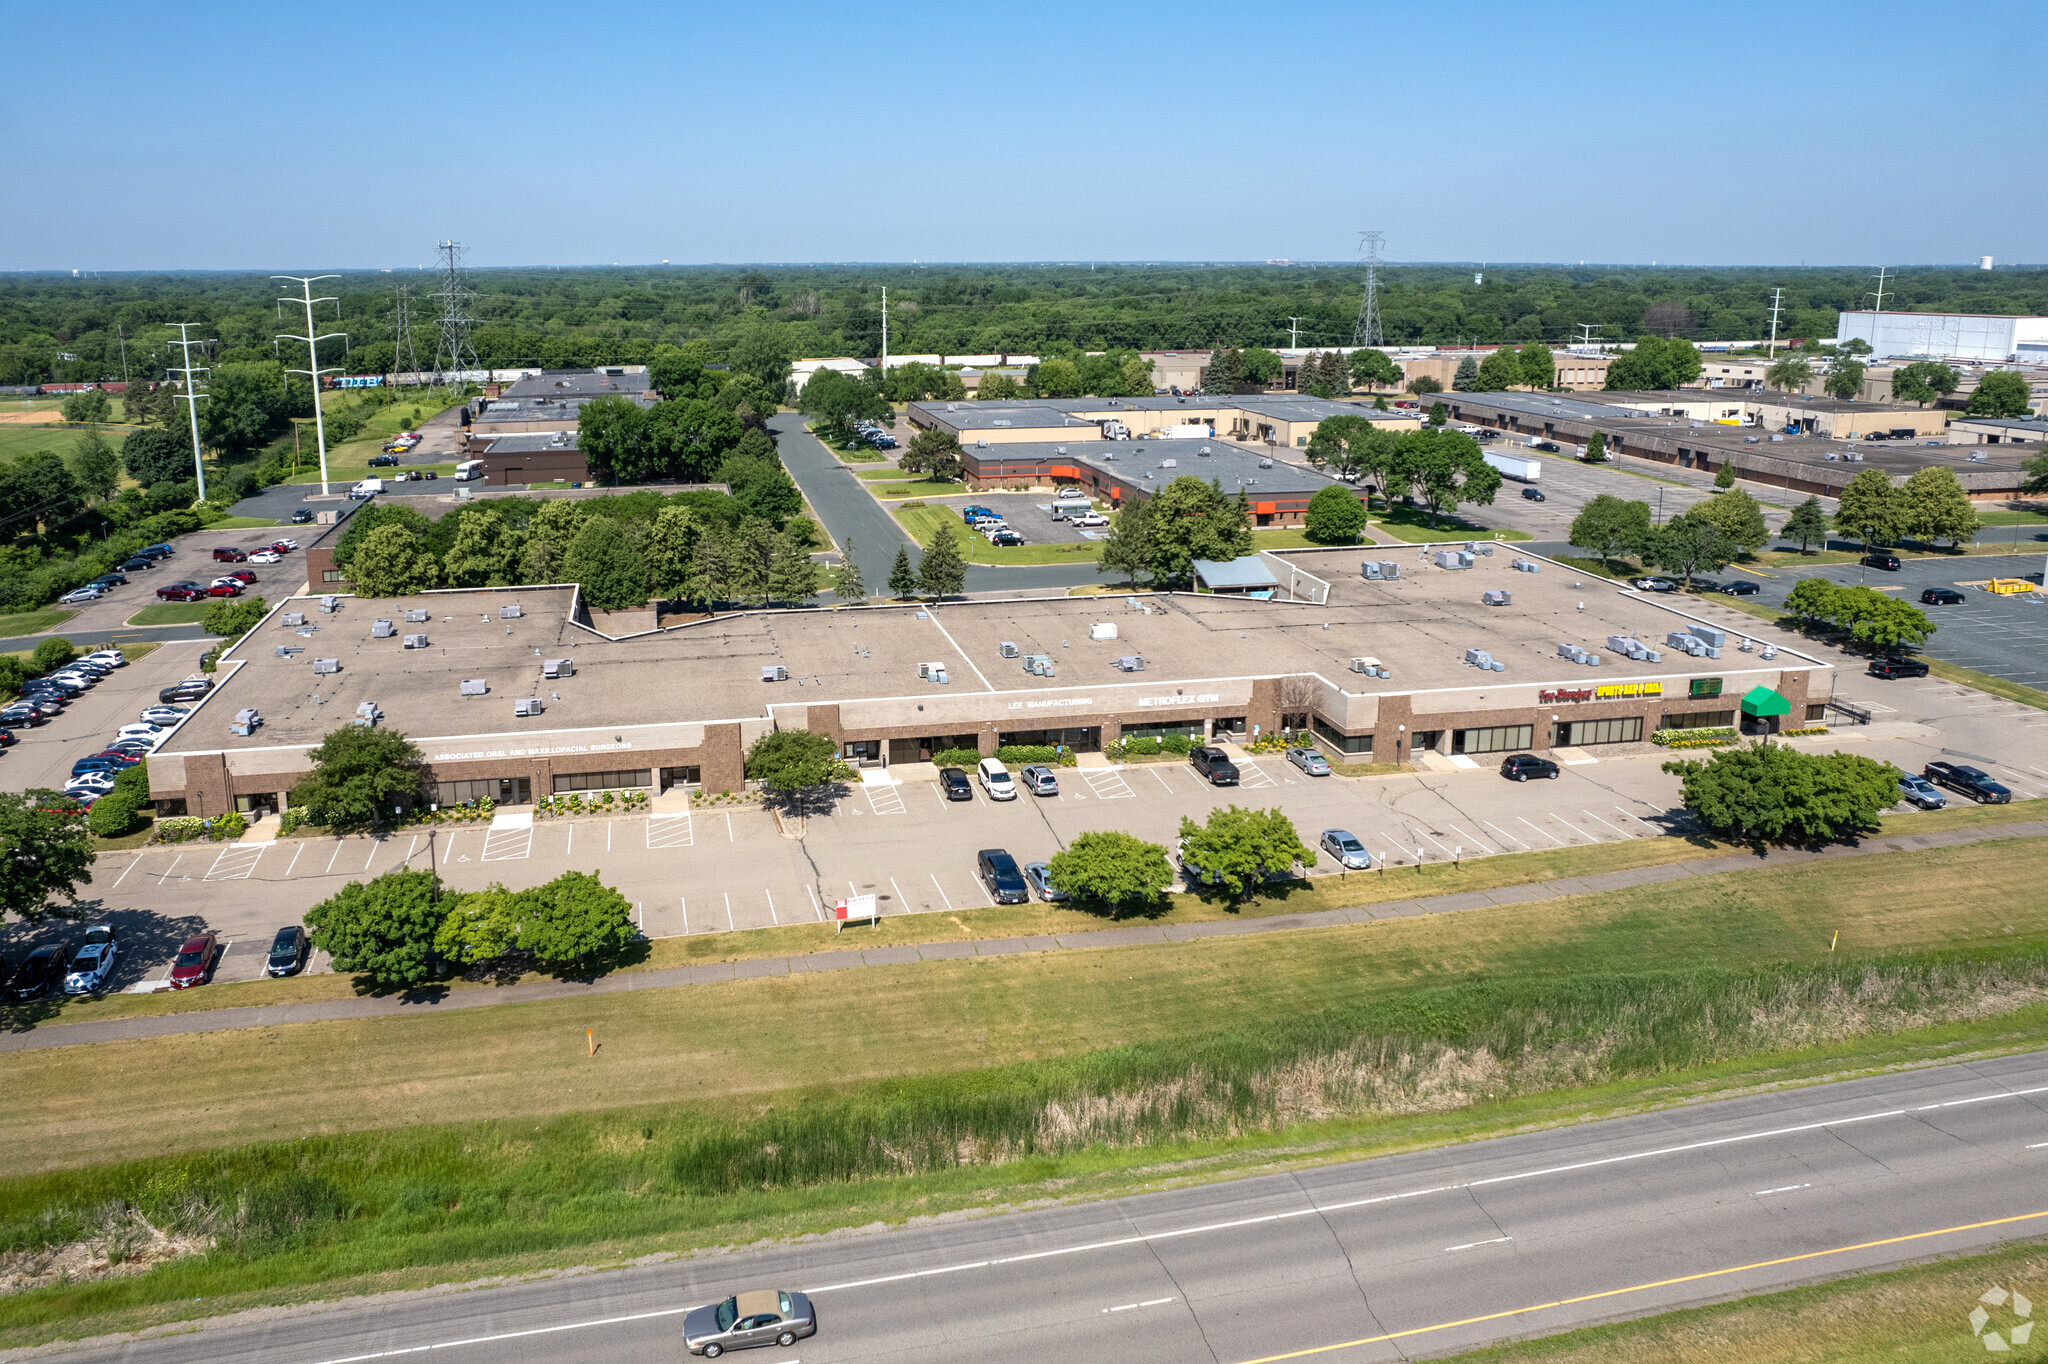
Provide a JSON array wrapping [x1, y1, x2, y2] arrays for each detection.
[[1594, 681, 1664, 700]]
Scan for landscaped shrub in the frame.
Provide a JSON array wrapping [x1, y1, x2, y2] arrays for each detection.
[[930, 747, 982, 768], [994, 745, 1076, 767], [1651, 726, 1739, 749], [155, 816, 205, 842]]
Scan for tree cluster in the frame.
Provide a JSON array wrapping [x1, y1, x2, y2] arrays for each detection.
[[1033, 349, 1155, 398], [1303, 422, 1499, 527], [576, 394, 746, 486], [0, 788, 97, 921], [1664, 742, 1901, 847], [1783, 580, 1936, 652], [1966, 370, 2033, 418], [1176, 805, 1312, 900], [1833, 466, 1979, 550], [1604, 336, 1703, 390], [1470, 344, 1555, 391], [1294, 350, 1352, 398]]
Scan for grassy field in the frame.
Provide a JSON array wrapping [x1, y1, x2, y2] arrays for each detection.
[[892, 502, 1104, 565], [0, 608, 78, 638], [122, 603, 212, 626], [853, 465, 910, 480], [1371, 505, 1533, 543], [1438, 1235, 2048, 1363], [0, 424, 132, 464]]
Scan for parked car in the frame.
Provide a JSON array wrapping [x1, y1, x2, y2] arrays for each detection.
[[63, 925, 119, 995], [89, 573, 127, 588], [9, 944, 68, 1000], [57, 585, 105, 604], [159, 678, 214, 704], [1861, 553, 1902, 571], [1071, 512, 1109, 527], [248, 550, 282, 564], [1868, 657, 1930, 680], [1319, 829, 1372, 869], [270, 537, 298, 551], [31, 676, 85, 695], [989, 529, 1025, 547], [83, 649, 126, 668], [117, 556, 155, 572], [140, 543, 174, 559], [116, 723, 165, 742], [167, 932, 219, 989], [1190, 746, 1239, 786], [226, 569, 258, 585], [156, 582, 205, 602], [1520, 487, 1546, 502], [1630, 577, 1678, 593], [1720, 580, 1761, 596], [291, 508, 314, 524], [976, 757, 1017, 800], [976, 848, 1030, 905], [1017, 764, 1059, 796], [367, 453, 400, 467], [938, 766, 972, 801], [205, 581, 242, 597], [1500, 753, 1560, 781], [1, 705, 51, 727], [1287, 747, 1331, 776], [1896, 774, 1947, 810], [211, 546, 248, 563], [683, 1289, 817, 1357], [138, 705, 188, 725], [1529, 439, 1561, 452], [266, 925, 309, 977], [1921, 588, 1965, 605], [1923, 761, 2011, 804], [0, 728, 14, 747], [1023, 862, 1069, 903]]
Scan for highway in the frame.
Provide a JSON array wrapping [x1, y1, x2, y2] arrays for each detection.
[[63, 1051, 2048, 1362]]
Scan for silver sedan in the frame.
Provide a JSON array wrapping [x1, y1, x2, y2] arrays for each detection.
[[1319, 829, 1371, 869]]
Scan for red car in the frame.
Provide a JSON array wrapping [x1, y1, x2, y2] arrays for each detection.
[[211, 546, 248, 563], [167, 932, 218, 989], [267, 541, 297, 554], [156, 582, 205, 602], [205, 582, 241, 597], [227, 569, 258, 585]]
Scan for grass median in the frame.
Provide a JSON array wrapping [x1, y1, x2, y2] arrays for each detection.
[[0, 607, 77, 638]]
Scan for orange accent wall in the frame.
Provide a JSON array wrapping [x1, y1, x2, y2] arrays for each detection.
[[1254, 501, 1277, 514]]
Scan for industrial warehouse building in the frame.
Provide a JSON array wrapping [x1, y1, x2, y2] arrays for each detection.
[[1834, 311, 2048, 364], [907, 394, 1418, 450], [958, 437, 1363, 526], [147, 549, 1832, 818]]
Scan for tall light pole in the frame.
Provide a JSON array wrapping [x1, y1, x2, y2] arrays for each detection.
[[165, 323, 214, 502], [274, 275, 347, 497]]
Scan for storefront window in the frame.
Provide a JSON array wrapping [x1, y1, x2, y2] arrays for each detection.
[[1554, 716, 1644, 747], [438, 777, 533, 806], [1659, 710, 1735, 730], [659, 766, 701, 790], [1122, 719, 1204, 741], [1452, 724, 1532, 755], [551, 769, 652, 794], [1311, 717, 1373, 754]]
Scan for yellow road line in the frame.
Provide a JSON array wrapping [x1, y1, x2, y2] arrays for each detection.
[[1231, 1208, 2048, 1363]]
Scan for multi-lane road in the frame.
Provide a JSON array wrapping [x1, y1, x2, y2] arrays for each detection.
[[56, 1052, 2048, 1363]]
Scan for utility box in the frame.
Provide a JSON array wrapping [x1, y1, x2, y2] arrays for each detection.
[[514, 698, 543, 717], [1115, 655, 1146, 672], [543, 658, 574, 679], [931, 667, 949, 684], [999, 641, 1019, 659], [318, 596, 340, 614], [312, 658, 340, 674], [1361, 560, 1383, 580], [281, 612, 305, 627], [500, 603, 522, 619], [1686, 624, 1728, 649], [1481, 590, 1512, 606], [403, 634, 429, 649], [1378, 561, 1401, 580], [762, 665, 788, 682], [371, 619, 394, 639], [404, 608, 430, 623], [230, 708, 261, 736], [1511, 558, 1540, 573], [352, 701, 380, 728], [1468, 541, 1494, 556], [1434, 550, 1474, 570], [1089, 621, 1118, 641], [460, 678, 487, 697]]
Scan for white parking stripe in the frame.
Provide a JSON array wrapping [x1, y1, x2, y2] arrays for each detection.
[[679, 896, 689, 934], [156, 853, 184, 885], [284, 842, 305, 876], [723, 893, 734, 932], [1519, 816, 1565, 847], [889, 877, 908, 914], [807, 883, 824, 921], [325, 840, 344, 874], [1237, 758, 1278, 789], [111, 854, 143, 890], [1614, 805, 1662, 833], [865, 780, 905, 815], [1550, 813, 1594, 843], [1444, 824, 1494, 855], [646, 813, 695, 848], [765, 889, 778, 925], [1578, 808, 1632, 838], [1150, 768, 1175, 794], [1084, 768, 1135, 800], [1483, 819, 1530, 849], [931, 873, 954, 910]]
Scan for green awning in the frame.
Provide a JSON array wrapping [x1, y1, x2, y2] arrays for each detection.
[[1739, 686, 1791, 718]]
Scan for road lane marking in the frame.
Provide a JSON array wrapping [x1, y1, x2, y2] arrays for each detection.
[[1754, 1183, 1812, 1196], [1103, 1296, 1178, 1313], [1445, 1236, 1511, 1252], [300, 1304, 700, 1363], [1229, 1209, 2048, 1363], [931, 874, 954, 910], [1518, 816, 1564, 846]]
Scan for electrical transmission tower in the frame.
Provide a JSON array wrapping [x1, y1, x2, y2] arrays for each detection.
[[275, 275, 348, 497], [392, 282, 428, 383], [431, 240, 481, 385], [1766, 287, 1785, 357], [165, 322, 215, 502], [1351, 231, 1385, 348]]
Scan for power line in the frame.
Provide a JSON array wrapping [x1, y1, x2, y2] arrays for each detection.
[[275, 275, 348, 497], [164, 323, 214, 503], [431, 240, 481, 384], [1352, 231, 1385, 348], [1766, 287, 1785, 358]]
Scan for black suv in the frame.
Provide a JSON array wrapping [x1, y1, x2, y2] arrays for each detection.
[[8, 944, 68, 1000], [976, 849, 1029, 904], [1861, 553, 1902, 571], [267, 925, 309, 977], [1868, 657, 1930, 680], [938, 767, 972, 801], [1500, 753, 1559, 781], [1924, 761, 2011, 804], [1921, 588, 1965, 605], [1190, 746, 1239, 785]]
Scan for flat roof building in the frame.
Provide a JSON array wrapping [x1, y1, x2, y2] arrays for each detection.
[[1835, 311, 2048, 363], [148, 554, 1832, 818], [959, 437, 1361, 525], [909, 395, 1416, 450]]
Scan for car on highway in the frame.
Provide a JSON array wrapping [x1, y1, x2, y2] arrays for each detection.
[[58, 585, 106, 604], [1720, 580, 1761, 596], [267, 925, 309, 977], [9, 943, 68, 1000], [1017, 764, 1059, 796], [1520, 486, 1546, 501], [976, 848, 1029, 905], [976, 758, 1017, 800], [1023, 861, 1069, 902], [1190, 745, 1239, 785], [167, 932, 219, 989], [1921, 588, 1965, 605], [139, 705, 188, 725], [63, 925, 118, 995], [159, 678, 213, 704], [1319, 829, 1371, 869], [248, 550, 282, 564], [1287, 747, 1331, 776], [1500, 753, 1560, 781], [291, 508, 313, 524], [1923, 761, 2010, 804], [938, 766, 972, 801], [155, 581, 205, 602], [1629, 576, 1678, 592], [683, 1289, 817, 1357], [1860, 552, 1902, 571], [1868, 656, 1930, 680], [1897, 774, 1947, 810]]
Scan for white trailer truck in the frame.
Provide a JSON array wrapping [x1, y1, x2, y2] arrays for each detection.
[[1483, 451, 1542, 483]]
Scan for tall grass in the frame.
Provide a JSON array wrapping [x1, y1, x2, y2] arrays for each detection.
[[2, 948, 2045, 1326]]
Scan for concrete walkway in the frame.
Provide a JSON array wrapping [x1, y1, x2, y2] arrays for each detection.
[[5, 817, 2041, 1055]]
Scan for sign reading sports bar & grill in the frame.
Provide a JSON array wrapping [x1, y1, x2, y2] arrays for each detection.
[[1540, 681, 1664, 704]]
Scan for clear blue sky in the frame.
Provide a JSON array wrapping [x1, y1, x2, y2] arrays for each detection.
[[4, 0, 2043, 271]]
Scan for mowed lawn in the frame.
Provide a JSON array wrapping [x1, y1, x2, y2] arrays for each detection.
[[3, 836, 2046, 1176]]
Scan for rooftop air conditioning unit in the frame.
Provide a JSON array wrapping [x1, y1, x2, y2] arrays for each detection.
[[1198, 446, 1212, 456], [1115, 655, 1145, 672], [371, 619, 394, 638], [999, 641, 1019, 659], [1361, 560, 1382, 580], [281, 612, 306, 627], [1378, 561, 1400, 580], [1161, 458, 1177, 468], [318, 596, 340, 614], [460, 678, 487, 696], [312, 658, 340, 674], [351, 701, 379, 727], [1089, 622, 1118, 640], [762, 665, 788, 682], [403, 634, 429, 649], [1481, 590, 1512, 606], [405, 608, 429, 623], [274, 645, 301, 658], [1686, 624, 1728, 648], [1512, 557, 1540, 573], [543, 658, 574, 678], [500, 603, 522, 619], [514, 698, 543, 716], [231, 708, 262, 736]]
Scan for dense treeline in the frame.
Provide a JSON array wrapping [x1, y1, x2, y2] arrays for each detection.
[[7, 265, 2046, 385]]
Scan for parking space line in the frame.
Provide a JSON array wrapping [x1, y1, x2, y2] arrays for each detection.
[[1483, 819, 1530, 849], [930, 874, 953, 910], [889, 877, 907, 914], [807, 884, 824, 921], [363, 839, 378, 871], [764, 889, 778, 925], [679, 896, 689, 934], [1614, 805, 1662, 833], [111, 854, 144, 890], [1411, 826, 1458, 856], [1084, 768, 1135, 800], [865, 781, 905, 816], [646, 813, 695, 848], [723, 893, 735, 932], [1578, 808, 1632, 838], [284, 842, 305, 877], [1444, 824, 1494, 855], [607, 821, 613, 852], [481, 826, 534, 862], [1519, 816, 1565, 847], [1237, 758, 1278, 790], [1150, 768, 1175, 794], [566, 823, 574, 856], [325, 840, 344, 874], [156, 853, 184, 885], [442, 831, 460, 863], [1550, 813, 1594, 843], [725, 813, 734, 843]]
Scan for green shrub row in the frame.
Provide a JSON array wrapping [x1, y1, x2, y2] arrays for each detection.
[[1112, 733, 1195, 758], [1651, 725, 1738, 747]]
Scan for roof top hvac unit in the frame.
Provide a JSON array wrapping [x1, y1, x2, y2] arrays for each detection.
[[318, 596, 340, 614], [1466, 541, 1494, 556], [1480, 589, 1512, 606], [1023, 653, 1055, 677], [514, 698, 544, 716], [404, 608, 430, 623], [762, 664, 788, 682], [1464, 648, 1506, 672], [500, 603, 522, 619], [280, 612, 306, 627], [230, 708, 262, 736], [371, 619, 394, 638], [1115, 655, 1146, 672], [1089, 622, 1118, 640], [312, 657, 340, 674], [351, 701, 380, 728], [1511, 557, 1541, 573], [1556, 643, 1601, 666], [460, 678, 487, 697], [999, 641, 1019, 659], [1434, 549, 1474, 570], [403, 634, 430, 649], [1350, 656, 1388, 678], [543, 658, 574, 679]]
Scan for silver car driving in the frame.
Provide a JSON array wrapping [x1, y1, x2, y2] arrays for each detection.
[[684, 1289, 816, 1356]]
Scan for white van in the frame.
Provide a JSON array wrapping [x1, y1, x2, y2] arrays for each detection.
[[349, 477, 384, 500], [977, 757, 1016, 800], [455, 460, 484, 481]]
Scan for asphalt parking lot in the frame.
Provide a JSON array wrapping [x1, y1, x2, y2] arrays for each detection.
[[1467, 442, 1814, 541], [0, 644, 215, 797], [899, 490, 1109, 546], [1737, 549, 2048, 690]]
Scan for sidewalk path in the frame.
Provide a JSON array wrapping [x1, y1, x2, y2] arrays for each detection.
[[6, 818, 2042, 1055]]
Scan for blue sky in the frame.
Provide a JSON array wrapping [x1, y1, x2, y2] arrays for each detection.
[[3, 0, 2043, 271]]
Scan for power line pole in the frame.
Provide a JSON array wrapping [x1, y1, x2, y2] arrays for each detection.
[[1574, 323, 1603, 350], [1352, 231, 1385, 347], [274, 275, 347, 498], [431, 240, 481, 386], [392, 282, 427, 385], [165, 323, 214, 502], [1285, 317, 1306, 349], [880, 286, 888, 379], [1766, 287, 1785, 357]]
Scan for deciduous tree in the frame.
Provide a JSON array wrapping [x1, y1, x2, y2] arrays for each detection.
[[1663, 743, 1900, 847], [1472, 348, 1524, 392], [1176, 805, 1311, 901], [1890, 361, 1959, 407], [442, 506, 520, 588], [1145, 476, 1254, 585], [1823, 359, 1865, 401], [1567, 494, 1652, 567], [69, 430, 120, 502], [1833, 468, 1905, 551], [1388, 429, 1501, 528], [1581, 431, 1609, 463], [1349, 348, 1401, 390], [518, 870, 635, 964], [1766, 357, 1812, 393], [1966, 370, 2032, 418], [1303, 484, 1366, 544], [899, 429, 964, 482], [290, 725, 427, 832], [1518, 343, 1556, 390], [121, 425, 195, 487], [0, 790, 95, 921], [1900, 466, 1979, 549], [563, 515, 647, 611], [1644, 511, 1737, 588], [1046, 832, 1173, 918], [306, 868, 444, 986], [744, 728, 849, 815], [347, 523, 440, 596], [1692, 489, 1769, 554], [202, 594, 268, 640]]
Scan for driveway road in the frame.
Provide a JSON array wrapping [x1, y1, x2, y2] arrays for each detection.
[[51, 1052, 2048, 1363]]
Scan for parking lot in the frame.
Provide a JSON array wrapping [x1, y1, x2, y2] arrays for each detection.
[[1465, 441, 1815, 541], [901, 490, 1109, 545]]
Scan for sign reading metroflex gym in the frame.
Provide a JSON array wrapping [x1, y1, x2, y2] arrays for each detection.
[[1540, 681, 1664, 704]]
